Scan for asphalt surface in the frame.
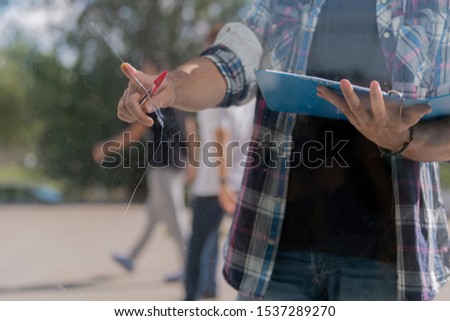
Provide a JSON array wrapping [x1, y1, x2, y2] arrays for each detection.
[[0, 204, 236, 301], [0, 203, 449, 301]]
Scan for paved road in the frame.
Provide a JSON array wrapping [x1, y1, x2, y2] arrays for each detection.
[[0, 204, 448, 301], [0, 204, 236, 301]]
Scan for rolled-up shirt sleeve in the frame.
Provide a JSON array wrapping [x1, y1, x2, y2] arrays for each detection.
[[201, 22, 263, 107]]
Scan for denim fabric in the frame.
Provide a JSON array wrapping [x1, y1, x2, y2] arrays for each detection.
[[197, 228, 219, 297], [185, 196, 224, 300], [205, 1, 450, 300], [238, 250, 397, 301]]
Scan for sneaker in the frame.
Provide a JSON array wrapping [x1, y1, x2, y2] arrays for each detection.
[[113, 254, 134, 272], [201, 292, 217, 299], [184, 292, 217, 301], [164, 271, 185, 283]]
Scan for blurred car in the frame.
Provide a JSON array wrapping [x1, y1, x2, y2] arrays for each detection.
[[0, 183, 63, 204]]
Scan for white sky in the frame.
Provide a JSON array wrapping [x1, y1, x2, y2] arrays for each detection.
[[0, 0, 84, 64], [0, 0, 251, 69]]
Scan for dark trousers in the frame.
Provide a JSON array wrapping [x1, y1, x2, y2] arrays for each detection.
[[185, 196, 224, 300]]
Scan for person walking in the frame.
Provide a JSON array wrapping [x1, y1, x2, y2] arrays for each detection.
[[93, 58, 190, 280]]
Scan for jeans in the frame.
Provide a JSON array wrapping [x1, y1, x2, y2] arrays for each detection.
[[130, 168, 187, 260], [238, 250, 397, 301], [185, 196, 224, 300]]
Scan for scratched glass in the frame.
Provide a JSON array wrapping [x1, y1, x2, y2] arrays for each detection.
[[0, 0, 449, 303], [0, 0, 249, 301]]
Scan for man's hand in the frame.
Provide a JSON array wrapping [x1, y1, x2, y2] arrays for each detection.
[[317, 79, 432, 152], [219, 184, 238, 215], [117, 57, 227, 125], [92, 142, 107, 164], [118, 63, 176, 127]]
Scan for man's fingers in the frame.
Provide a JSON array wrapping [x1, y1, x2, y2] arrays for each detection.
[[118, 109, 154, 126], [117, 109, 135, 123], [117, 89, 132, 122], [340, 79, 362, 112], [317, 86, 346, 111], [369, 81, 386, 120], [127, 86, 154, 126], [402, 103, 432, 127], [317, 85, 357, 123], [120, 62, 153, 90], [117, 62, 161, 127], [120, 62, 140, 82], [118, 82, 153, 126]]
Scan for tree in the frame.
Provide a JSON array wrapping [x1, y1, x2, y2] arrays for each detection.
[[0, 45, 36, 148], [33, 0, 247, 199]]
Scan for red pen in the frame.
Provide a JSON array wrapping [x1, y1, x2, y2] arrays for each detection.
[[139, 70, 168, 105]]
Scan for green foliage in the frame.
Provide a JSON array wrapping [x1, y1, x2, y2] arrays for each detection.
[[29, 45, 145, 195], [439, 163, 450, 189], [3, 0, 247, 199], [0, 46, 35, 147]]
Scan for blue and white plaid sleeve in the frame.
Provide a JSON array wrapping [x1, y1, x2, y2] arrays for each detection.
[[201, 22, 262, 107]]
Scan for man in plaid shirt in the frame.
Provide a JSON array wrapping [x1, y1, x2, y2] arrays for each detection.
[[118, 0, 450, 300]]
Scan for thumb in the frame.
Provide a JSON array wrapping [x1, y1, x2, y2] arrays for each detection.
[[403, 103, 432, 126]]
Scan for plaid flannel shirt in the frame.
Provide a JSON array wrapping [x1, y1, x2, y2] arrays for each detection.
[[202, 0, 450, 300]]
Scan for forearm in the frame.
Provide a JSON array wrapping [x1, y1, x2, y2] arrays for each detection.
[[113, 123, 147, 149], [169, 57, 227, 111], [170, 22, 262, 111], [215, 128, 230, 183], [402, 117, 450, 162], [118, 22, 260, 126], [185, 114, 199, 167]]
